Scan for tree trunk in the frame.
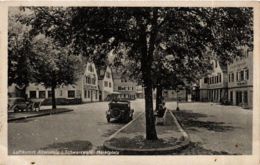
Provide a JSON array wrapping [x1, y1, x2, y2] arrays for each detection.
[[139, 9, 159, 140], [155, 85, 163, 111], [144, 74, 158, 140], [51, 85, 56, 109]]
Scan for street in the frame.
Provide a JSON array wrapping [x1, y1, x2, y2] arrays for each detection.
[[8, 100, 252, 155], [8, 99, 144, 154], [166, 102, 252, 155]]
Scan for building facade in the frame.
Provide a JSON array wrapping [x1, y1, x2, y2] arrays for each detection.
[[227, 51, 253, 108], [97, 66, 114, 101], [113, 72, 137, 100], [136, 85, 144, 98], [23, 62, 99, 103], [199, 59, 228, 102], [162, 89, 188, 101], [81, 62, 99, 102], [25, 83, 81, 100]]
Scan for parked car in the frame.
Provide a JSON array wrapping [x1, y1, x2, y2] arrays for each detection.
[[106, 100, 134, 123], [8, 97, 33, 112]]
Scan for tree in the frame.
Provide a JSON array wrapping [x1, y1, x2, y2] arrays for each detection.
[[30, 34, 81, 109], [23, 7, 253, 140], [8, 8, 35, 97]]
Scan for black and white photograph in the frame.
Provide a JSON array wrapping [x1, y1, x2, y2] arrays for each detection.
[[3, 3, 258, 160]]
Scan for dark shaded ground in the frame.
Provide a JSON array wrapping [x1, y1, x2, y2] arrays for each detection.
[[172, 142, 237, 155], [173, 110, 237, 132], [109, 135, 179, 149], [40, 140, 93, 153]]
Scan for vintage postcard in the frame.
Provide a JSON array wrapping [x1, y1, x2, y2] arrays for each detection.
[[0, 1, 259, 165]]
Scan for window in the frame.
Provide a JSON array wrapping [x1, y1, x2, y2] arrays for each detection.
[[84, 90, 87, 98], [236, 72, 239, 81], [231, 73, 234, 82], [48, 91, 52, 98], [39, 91, 46, 98], [30, 91, 37, 98], [86, 77, 91, 84], [244, 91, 248, 104], [88, 90, 90, 98], [228, 74, 231, 82], [68, 90, 75, 98], [104, 81, 108, 87], [240, 70, 244, 81], [59, 90, 63, 97], [230, 91, 233, 103], [109, 82, 111, 88], [245, 69, 249, 80], [218, 73, 221, 83], [92, 78, 96, 85], [106, 72, 111, 78], [118, 86, 121, 90], [204, 78, 208, 84], [121, 79, 127, 82]]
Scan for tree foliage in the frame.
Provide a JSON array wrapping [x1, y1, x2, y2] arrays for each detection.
[[21, 7, 253, 140], [8, 9, 34, 89]]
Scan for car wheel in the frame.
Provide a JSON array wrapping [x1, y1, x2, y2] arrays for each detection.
[[14, 107, 19, 113]]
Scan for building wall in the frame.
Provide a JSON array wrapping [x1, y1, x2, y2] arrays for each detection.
[[81, 62, 99, 102], [113, 77, 137, 100], [25, 62, 99, 102], [26, 83, 81, 100], [163, 89, 187, 101], [199, 59, 228, 102], [136, 85, 144, 98], [227, 51, 253, 108], [98, 66, 114, 101]]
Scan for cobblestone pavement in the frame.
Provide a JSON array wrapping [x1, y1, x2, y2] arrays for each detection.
[[166, 102, 252, 155]]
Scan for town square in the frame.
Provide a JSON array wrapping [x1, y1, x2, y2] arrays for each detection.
[[7, 6, 253, 156]]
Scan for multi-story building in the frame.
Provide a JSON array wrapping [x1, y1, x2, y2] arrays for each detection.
[[199, 59, 228, 102], [136, 85, 144, 98], [112, 71, 137, 100], [227, 50, 253, 108], [162, 89, 188, 101], [24, 62, 99, 103], [81, 62, 99, 102], [97, 66, 114, 101]]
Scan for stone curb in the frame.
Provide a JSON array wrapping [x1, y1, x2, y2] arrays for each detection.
[[8, 109, 73, 122], [103, 110, 190, 154]]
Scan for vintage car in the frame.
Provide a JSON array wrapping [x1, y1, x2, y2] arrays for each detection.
[[8, 97, 34, 112], [106, 100, 134, 123]]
